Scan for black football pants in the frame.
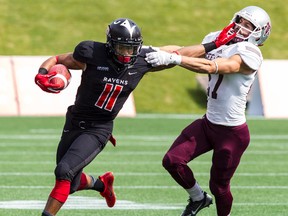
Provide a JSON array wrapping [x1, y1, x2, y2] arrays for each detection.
[[54, 117, 113, 193]]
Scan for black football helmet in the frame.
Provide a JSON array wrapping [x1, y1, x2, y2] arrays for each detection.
[[106, 18, 143, 66]]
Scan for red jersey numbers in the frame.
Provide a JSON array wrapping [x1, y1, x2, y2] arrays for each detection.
[[95, 83, 123, 111]]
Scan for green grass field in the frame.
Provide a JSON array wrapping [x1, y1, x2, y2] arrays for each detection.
[[0, 116, 287, 216]]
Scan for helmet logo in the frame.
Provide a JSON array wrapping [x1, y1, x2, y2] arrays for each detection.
[[263, 22, 271, 37], [119, 19, 136, 39]]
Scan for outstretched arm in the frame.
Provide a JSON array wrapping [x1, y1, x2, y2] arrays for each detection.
[[146, 52, 254, 75], [159, 23, 237, 58], [179, 55, 242, 74]]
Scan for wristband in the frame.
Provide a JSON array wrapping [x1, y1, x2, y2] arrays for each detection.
[[38, 68, 48, 75], [203, 42, 217, 53], [55, 56, 59, 64], [172, 50, 180, 55], [213, 61, 218, 74]]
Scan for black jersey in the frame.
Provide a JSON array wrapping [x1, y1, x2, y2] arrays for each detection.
[[69, 40, 154, 122]]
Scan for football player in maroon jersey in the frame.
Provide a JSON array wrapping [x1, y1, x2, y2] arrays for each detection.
[[146, 6, 271, 216]]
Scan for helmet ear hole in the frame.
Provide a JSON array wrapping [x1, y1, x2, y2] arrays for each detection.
[[235, 15, 241, 23]]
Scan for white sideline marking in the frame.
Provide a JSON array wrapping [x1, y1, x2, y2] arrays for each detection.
[[0, 196, 182, 210]]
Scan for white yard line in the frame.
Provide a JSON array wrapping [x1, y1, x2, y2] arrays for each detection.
[[0, 195, 287, 210], [0, 196, 183, 210]]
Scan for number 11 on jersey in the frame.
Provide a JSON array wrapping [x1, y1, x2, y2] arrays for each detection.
[[95, 83, 123, 111]]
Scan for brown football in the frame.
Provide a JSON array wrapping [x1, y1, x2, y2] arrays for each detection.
[[48, 64, 71, 90]]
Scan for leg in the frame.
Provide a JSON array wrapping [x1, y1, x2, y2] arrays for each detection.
[[163, 118, 213, 216], [69, 132, 116, 207], [42, 197, 64, 216], [43, 132, 108, 215], [43, 179, 71, 215], [209, 123, 250, 216], [75, 171, 116, 207], [162, 118, 211, 189]]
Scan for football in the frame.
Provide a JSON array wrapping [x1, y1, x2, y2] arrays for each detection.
[[48, 64, 71, 90]]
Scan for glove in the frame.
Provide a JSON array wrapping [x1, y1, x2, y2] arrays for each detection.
[[34, 71, 61, 93], [145, 51, 182, 67], [214, 22, 237, 47]]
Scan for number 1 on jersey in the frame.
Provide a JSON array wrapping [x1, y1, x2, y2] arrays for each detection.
[[95, 83, 123, 111]]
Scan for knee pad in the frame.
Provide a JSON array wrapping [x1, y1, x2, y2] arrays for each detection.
[[54, 162, 73, 181], [162, 153, 173, 170], [209, 179, 230, 196], [162, 153, 184, 171]]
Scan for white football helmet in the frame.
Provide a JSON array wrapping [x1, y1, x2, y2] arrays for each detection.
[[232, 6, 272, 46]]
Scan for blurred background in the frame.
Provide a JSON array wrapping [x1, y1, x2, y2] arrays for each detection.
[[0, 0, 287, 114]]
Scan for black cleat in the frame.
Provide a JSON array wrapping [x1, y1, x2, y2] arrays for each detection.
[[181, 192, 213, 216]]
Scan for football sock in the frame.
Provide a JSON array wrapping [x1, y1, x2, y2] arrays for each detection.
[[186, 182, 204, 201], [49, 179, 70, 203], [76, 173, 88, 191], [91, 175, 104, 192]]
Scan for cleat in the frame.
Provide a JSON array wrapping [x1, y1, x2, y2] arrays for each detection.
[[181, 192, 213, 216], [99, 172, 116, 207]]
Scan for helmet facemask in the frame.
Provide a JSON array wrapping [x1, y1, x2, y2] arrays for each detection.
[[232, 17, 258, 43], [109, 40, 142, 65]]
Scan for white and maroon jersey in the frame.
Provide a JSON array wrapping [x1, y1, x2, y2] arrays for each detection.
[[202, 31, 263, 126]]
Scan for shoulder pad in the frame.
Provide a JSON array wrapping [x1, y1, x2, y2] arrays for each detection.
[[229, 42, 263, 70], [73, 41, 106, 63], [202, 31, 220, 44]]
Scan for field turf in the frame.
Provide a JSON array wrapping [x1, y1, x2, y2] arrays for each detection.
[[0, 115, 287, 216]]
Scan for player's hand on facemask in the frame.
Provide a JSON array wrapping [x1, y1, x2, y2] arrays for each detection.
[[145, 51, 182, 67], [214, 23, 237, 47]]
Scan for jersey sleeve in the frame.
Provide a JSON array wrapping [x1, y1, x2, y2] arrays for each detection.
[[141, 45, 160, 52], [139, 46, 159, 57], [229, 42, 263, 71], [201, 31, 220, 44], [73, 40, 95, 63]]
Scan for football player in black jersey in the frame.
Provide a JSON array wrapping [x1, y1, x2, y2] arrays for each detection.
[[35, 18, 234, 216]]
